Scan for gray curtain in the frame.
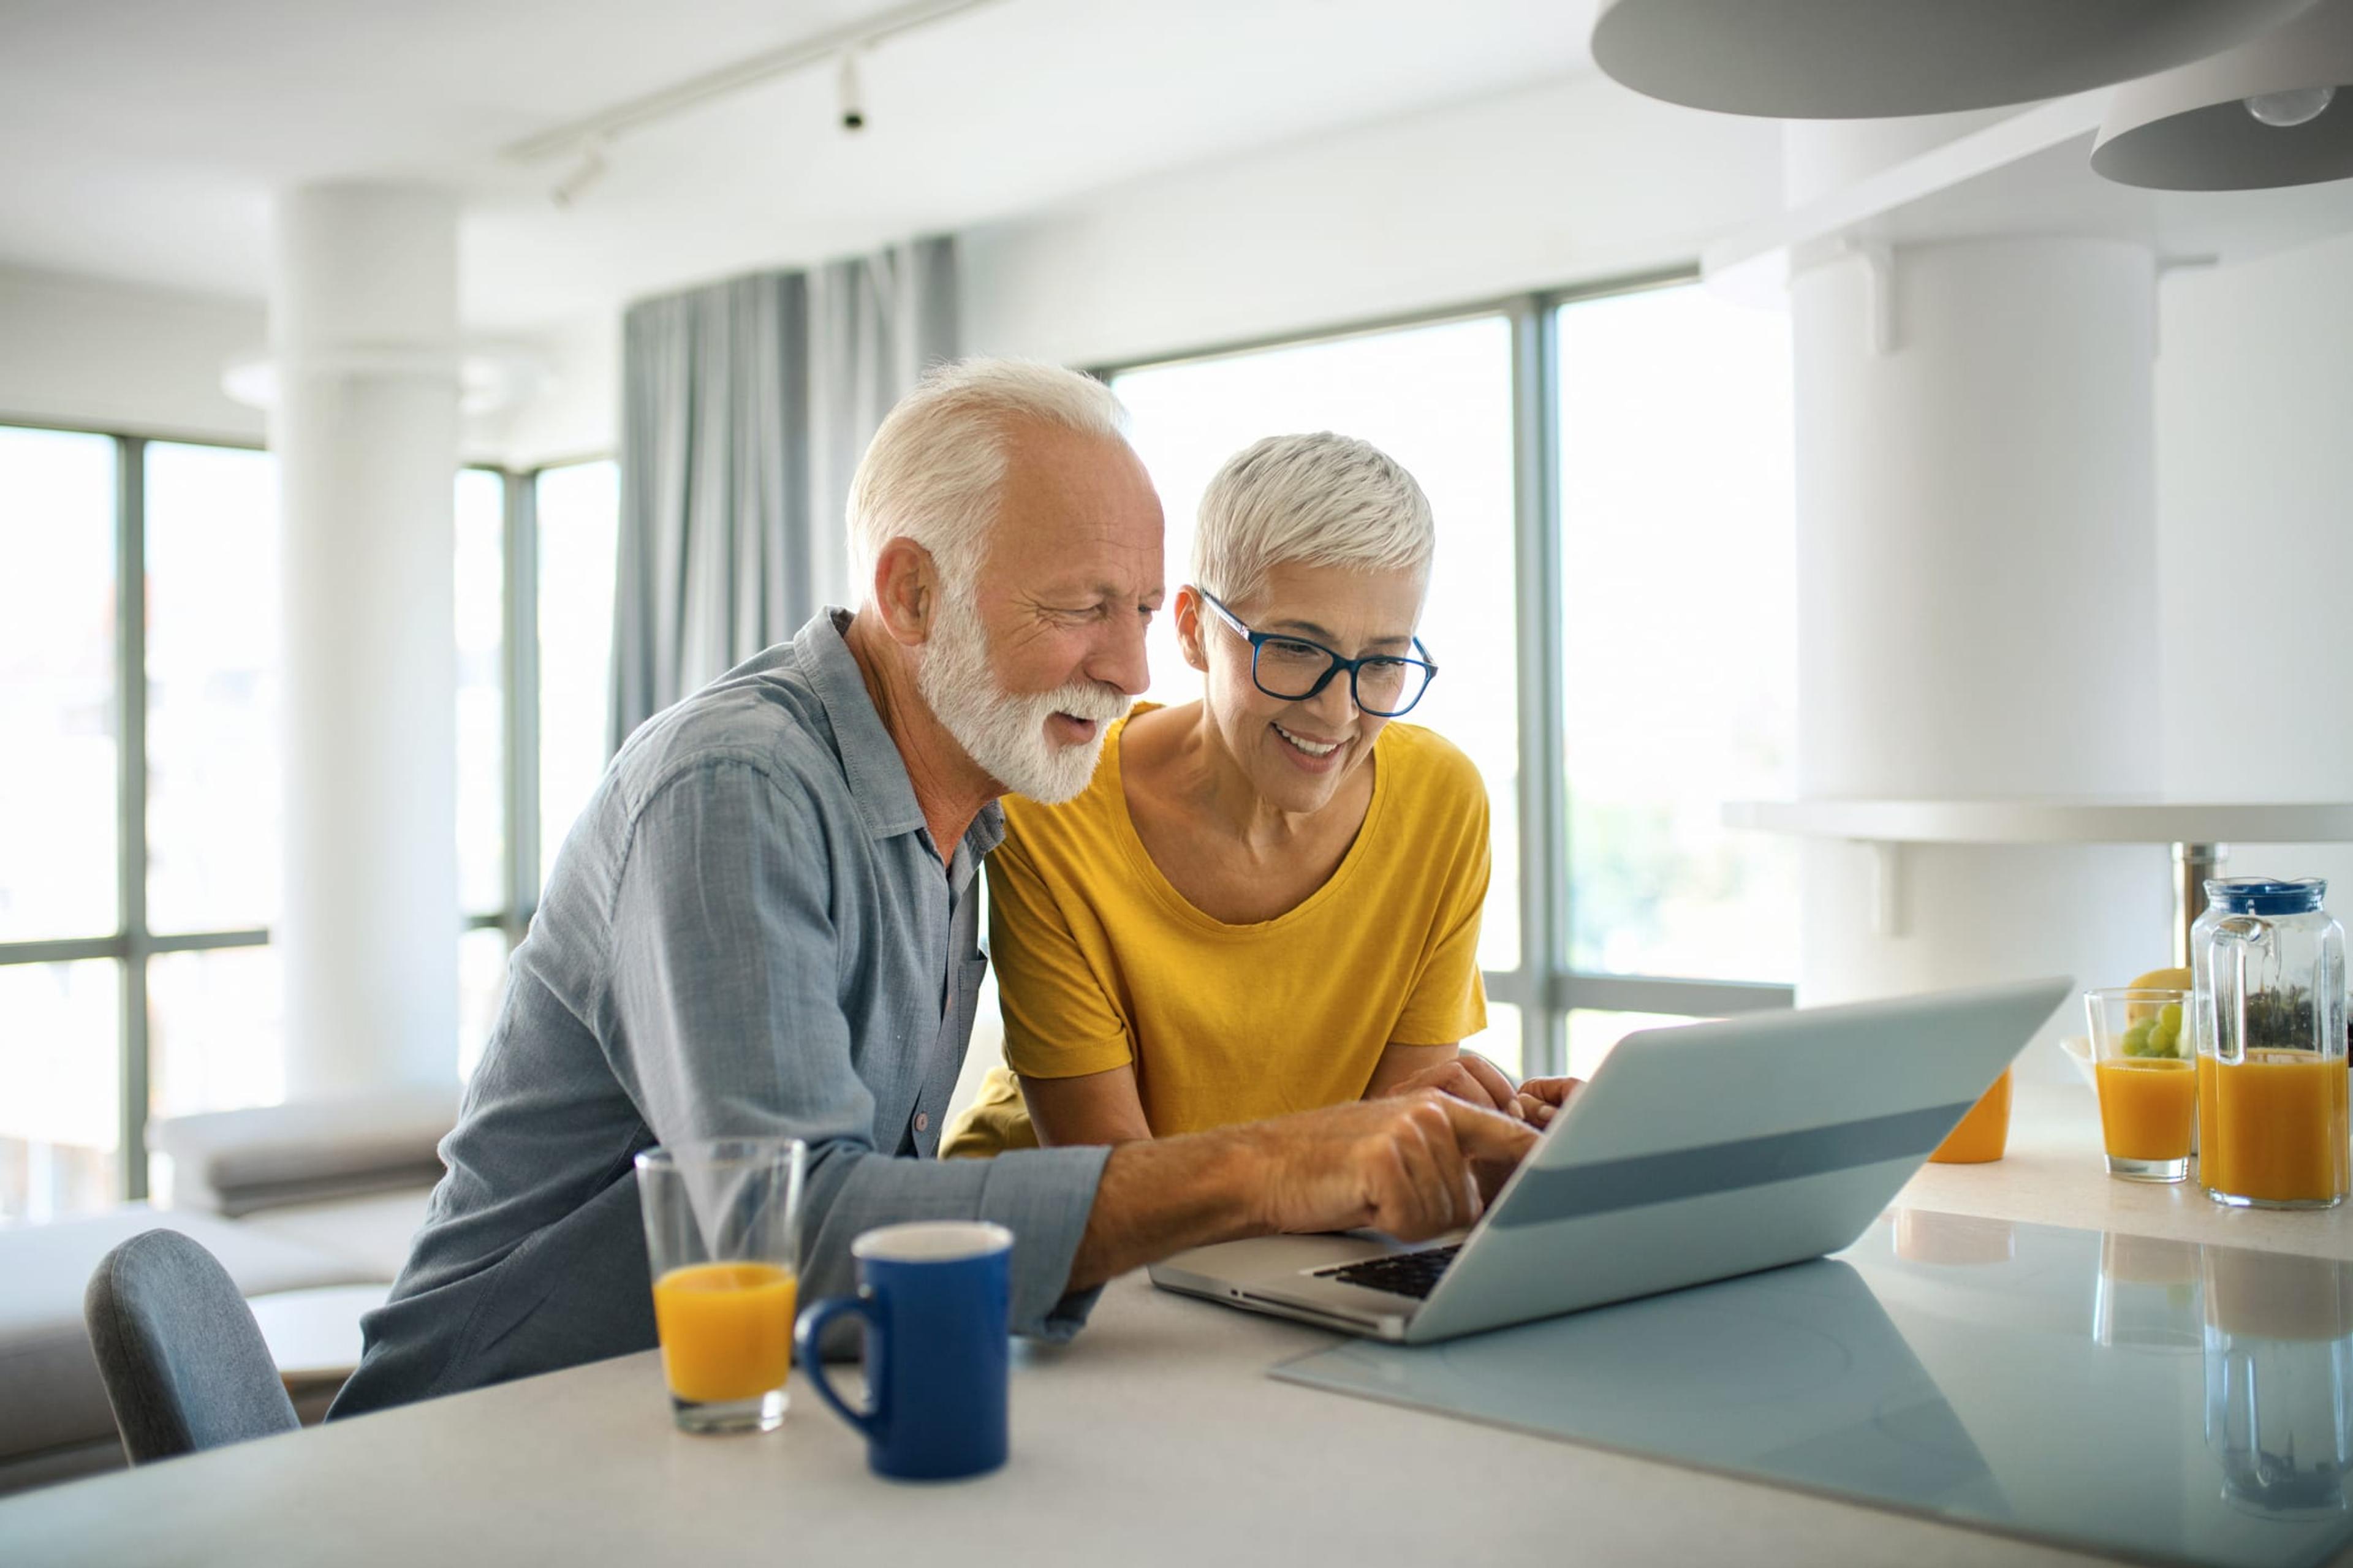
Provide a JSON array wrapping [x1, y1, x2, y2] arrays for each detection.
[[611, 237, 957, 748], [805, 237, 959, 620]]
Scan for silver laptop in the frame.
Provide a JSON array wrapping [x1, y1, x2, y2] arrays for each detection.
[[1148, 977, 2068, 1344]]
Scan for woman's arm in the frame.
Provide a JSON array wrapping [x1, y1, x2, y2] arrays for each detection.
[[1019, 1062, 1156, 1147], [1365, 1042, 1461, 1097], [1366, 1041, 1520, 1115]]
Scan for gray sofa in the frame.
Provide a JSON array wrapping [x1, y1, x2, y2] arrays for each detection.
[[0, 1089, 450, 1496]]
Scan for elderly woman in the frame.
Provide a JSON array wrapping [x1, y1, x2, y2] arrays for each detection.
[[947, 431, 1555, 1159]]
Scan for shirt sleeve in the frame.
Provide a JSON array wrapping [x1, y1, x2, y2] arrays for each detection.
[[1388, 765, 1492, 1048], [605, 758, 1110, 1341], [988, 827, 1137, 1080]]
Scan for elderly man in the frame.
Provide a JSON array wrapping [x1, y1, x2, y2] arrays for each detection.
[[331, 360, 1535, 1415]]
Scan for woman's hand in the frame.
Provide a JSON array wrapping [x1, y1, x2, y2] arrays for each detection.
[[1511, 1075, 1585, 1129], [1379, 1051, 1525, 1119]]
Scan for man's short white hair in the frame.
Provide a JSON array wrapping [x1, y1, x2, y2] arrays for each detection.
[[1192, 433, 1435, 608], [846, 357, 1130, 605]]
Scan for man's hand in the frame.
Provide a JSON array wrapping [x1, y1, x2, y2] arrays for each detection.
[[1379, 1051, 1523, 1119], [1241, 1091, 1539, 1240], [1066, 1092, 1541, 1291]]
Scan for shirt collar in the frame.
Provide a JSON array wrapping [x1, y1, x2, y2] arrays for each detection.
[[795, 608, 1007, 862]]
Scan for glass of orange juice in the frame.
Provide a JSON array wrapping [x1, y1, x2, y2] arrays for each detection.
[[2085, 987, 2196, 1182], [634, 1138, 806, 1433]]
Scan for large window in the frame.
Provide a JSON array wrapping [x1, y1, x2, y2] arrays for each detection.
[[145, 443, 282, 937], [455, 468, 509, 921], [0, 431, 620, 1219], [1108, 277, 1798, 1077], [1557, 287, 1798, 978], [141, 443, 286, 1129], [536, 461, 621, 887], [454, 466, 512, 1082], [0, 426, 119, 1219]]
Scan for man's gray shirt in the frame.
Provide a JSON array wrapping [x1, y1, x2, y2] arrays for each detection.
[[332, 610, 1111, 1417]]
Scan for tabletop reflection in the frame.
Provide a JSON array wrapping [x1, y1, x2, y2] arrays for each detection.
[[2203, 1249, 2353, 1519], [2094, 1232, 2203, 1354]]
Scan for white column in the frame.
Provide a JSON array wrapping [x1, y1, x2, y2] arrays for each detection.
[[1787, 131, 2173, 1074], [270, 184, 461, 1097]]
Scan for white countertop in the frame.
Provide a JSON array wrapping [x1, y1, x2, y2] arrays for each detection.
[[5, 1081, 2347, 1568], [1903, 1079, 2353, 1265]]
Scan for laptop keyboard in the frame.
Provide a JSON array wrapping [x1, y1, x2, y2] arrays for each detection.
[[1314, 1243, 1463, 1300]]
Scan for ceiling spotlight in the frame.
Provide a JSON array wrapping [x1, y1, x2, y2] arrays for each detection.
[[2245, 85, 2338, 126], [836, 48, 866, 133], [549, 136, 608, 210]]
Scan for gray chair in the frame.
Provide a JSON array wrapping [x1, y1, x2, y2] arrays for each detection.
[[83, 1229, 299, 1464]]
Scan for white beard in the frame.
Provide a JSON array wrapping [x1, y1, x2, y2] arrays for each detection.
[[916, 592, 1131, 805]]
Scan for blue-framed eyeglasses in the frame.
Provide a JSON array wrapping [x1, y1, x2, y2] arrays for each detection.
[[1195, 587, 1438, 718]]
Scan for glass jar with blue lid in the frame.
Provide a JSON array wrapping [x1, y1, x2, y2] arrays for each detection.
[[2191, 877, 2348, 1209]]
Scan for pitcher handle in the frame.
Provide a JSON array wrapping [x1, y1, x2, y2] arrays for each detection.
[[2207, 914, 2269, 1064]]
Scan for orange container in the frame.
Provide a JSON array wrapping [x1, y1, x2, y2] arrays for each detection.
[[2207, 1051, 2351, 1207], [1928, 1069, 2012, 1164], [2094, 1057, 2197, 1162], [651, 1262, 798, 1404]]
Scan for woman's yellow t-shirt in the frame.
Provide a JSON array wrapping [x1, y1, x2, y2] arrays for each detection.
[[942, 705, 1488, 1157]]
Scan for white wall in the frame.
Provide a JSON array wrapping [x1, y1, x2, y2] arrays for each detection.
[[0, 264, 267, 443], [2155, 229, 2353, 905], [958, 72, 1783, 368], [474, 311, 621, 469]]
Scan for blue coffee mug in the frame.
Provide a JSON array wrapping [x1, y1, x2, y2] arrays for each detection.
[[794, 1221, 1013, 1480]]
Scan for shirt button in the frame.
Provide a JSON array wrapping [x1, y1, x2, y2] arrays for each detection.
[[915, 1113, 930, 1132]]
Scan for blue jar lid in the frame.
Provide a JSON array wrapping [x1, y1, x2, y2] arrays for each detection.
[[2203, 876, 2326, 915]]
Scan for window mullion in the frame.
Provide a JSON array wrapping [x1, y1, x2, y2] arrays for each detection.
[[115, 434, 151, 1201], [1552, 973, 1796, 1017], [504, 469, 541, 936], [1509, 298, 1568, 1078]]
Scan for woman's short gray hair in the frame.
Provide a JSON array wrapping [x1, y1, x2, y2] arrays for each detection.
[[846, 357, 1130, 605], [1192, 433, 1435, 608]]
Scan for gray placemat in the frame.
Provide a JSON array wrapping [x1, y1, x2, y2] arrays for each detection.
[[1273, 1211, 2353, 1568]]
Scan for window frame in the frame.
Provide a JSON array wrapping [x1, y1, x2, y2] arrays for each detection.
[[0, 419, 600, 1201], [1095, 269, 1797, 1078]]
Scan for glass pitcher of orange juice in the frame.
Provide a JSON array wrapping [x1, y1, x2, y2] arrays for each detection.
[[2192, 877, 2348, 1210]]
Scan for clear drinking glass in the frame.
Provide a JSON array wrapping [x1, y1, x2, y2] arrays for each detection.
[[634, 1138, 806, 1434], [2085, 987, 2196, 1182]]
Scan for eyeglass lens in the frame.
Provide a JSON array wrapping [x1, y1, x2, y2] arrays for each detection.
[[1253, 638, 1429, 714]]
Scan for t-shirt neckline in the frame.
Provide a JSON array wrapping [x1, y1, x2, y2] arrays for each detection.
[[1105, 700, 1390, 936]]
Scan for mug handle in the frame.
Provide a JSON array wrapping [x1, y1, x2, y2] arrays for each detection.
[[795, 1295, 885, 1440]]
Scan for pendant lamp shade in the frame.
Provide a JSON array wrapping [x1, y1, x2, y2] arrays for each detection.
[[2093, 0, 2353, 189], [1591, 0, 2317, 119]]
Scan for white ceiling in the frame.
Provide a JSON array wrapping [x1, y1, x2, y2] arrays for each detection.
[[0, 0, 1597, 331]]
